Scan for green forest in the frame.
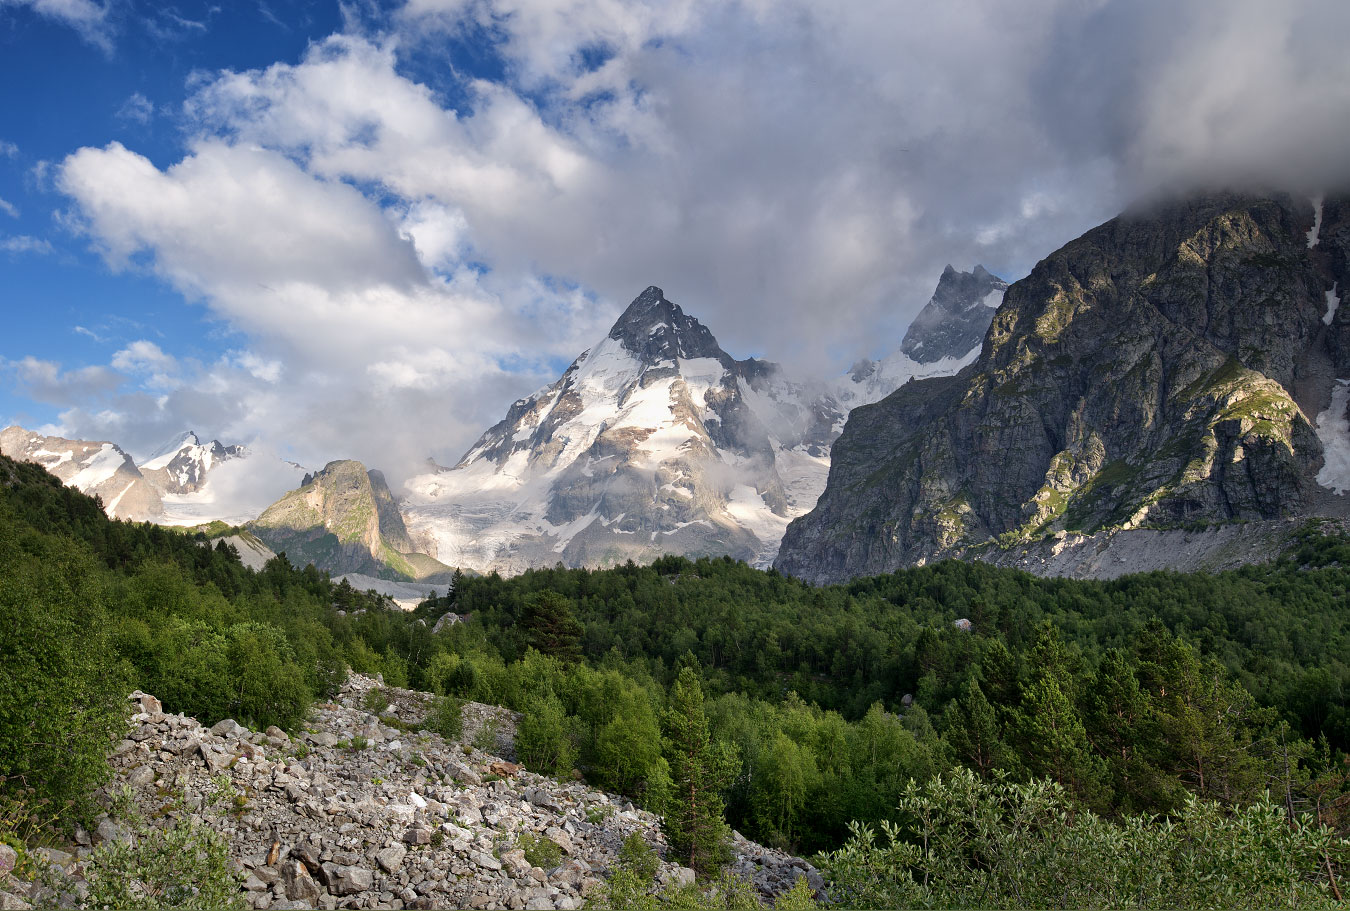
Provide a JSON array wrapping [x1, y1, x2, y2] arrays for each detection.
[[2, 452, 1347, 906]]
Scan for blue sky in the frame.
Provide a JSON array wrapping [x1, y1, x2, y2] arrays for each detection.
[[1, 0, 1347, 482], [0, 1, 349, 436]]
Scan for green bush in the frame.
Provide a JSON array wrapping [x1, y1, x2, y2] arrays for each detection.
[[361, 687, 391, 715], [618, 832, 659, 881], [816, 767, 1349, 910], [517, 831, 562, 869], [516, 692, 577, 778], [425, 696, 464, 741], [83, 815, 244, 910]]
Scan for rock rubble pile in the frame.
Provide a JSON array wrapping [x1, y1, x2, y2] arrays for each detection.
[[11, 674, 818, 910]]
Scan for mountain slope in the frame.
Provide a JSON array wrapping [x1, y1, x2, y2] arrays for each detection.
[[776, 192, 1350, 583], [250, 459, 451, 581], [0, 426, 163, 520]]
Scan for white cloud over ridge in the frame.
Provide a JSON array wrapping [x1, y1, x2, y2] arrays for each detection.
[[44, 0, 1350, 486]]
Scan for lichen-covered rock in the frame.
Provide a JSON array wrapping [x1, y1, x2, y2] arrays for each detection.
[[778, 192, 1350, 583]]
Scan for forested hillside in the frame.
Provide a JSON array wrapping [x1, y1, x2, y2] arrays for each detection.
[[420, 538, 1350, 852], [2, 452, 1347, 906]]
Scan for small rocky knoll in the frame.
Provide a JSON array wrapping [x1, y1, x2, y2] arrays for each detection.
[[7, 674, 817, 910]]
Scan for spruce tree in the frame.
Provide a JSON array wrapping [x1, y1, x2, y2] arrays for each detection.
[[944, 678, 1009, 776], [521, 590, 584, 660], [662, 666, 738, 872]]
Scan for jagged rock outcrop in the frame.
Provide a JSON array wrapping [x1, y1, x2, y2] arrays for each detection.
[[6, 675, 819, 911], [250, 461, 452, 581], [777, 192, 1350, 584], [900, 264, 1008, 364], [0, 426, 163, 520]]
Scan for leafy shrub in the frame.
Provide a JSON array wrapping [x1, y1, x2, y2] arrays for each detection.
[[473, 718, 500, 753], [815, 768, 1348, 910], [517, 831, 561, 869], [585, 804, 614, 825], [425, 696, 463, 741], [618, 832, 658, 882], [83, 816, 244, 910], [516, 692, 576, 778], [361, 688, 391, 715]]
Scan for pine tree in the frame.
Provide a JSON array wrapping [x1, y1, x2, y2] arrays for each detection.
[[1014, 623, 1106, 806], [945, 678, 1009, 776], [521, 590, 584, 660], [662, 667, 739, 872]]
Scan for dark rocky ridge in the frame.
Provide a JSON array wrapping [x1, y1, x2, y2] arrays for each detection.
[[776, 192, 1350, 584], [900, 264, 1008, 363], [608, 285, 733, 367]]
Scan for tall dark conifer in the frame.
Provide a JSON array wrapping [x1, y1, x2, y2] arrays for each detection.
[[662, 667, 738, 872]]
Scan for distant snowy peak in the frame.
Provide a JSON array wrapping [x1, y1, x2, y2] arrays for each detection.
[[403, 273, 999, 576], [608, 285, 732, 365], [403, 287, 835, 574], [138, 430, 245, 495], [899, 264, 1008, 364], [833, 265, 1006, 413], [836, 346, 981, 413], [0, 425, 163, 520]]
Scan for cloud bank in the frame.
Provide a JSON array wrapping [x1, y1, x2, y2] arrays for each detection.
[[34, 0, 1350, 485]]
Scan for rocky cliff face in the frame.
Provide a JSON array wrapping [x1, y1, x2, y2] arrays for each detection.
[[899, 264, 1007, 363], [250, 460, 450, 581], [777, 192, 1350, 584], [0, 426, 163, 520]]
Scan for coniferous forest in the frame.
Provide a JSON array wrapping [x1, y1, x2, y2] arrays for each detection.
[[2, 452, 1348, 906]]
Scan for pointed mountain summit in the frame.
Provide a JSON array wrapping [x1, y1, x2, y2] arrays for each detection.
[[608, 285, 731, 365], [402, 287, 840, 573], [139, 430, 246, 495], [900, 264, 1008, 363]]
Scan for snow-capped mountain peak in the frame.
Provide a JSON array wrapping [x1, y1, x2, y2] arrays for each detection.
[[402, 287, 825, 573], [0, 426, 163, 520], [142, 430, 204, 469], [138, 430, 245, 495]]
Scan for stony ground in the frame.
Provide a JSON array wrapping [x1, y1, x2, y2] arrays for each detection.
[[4, 674, 818, 910], [964, 517, 1350, 580]]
